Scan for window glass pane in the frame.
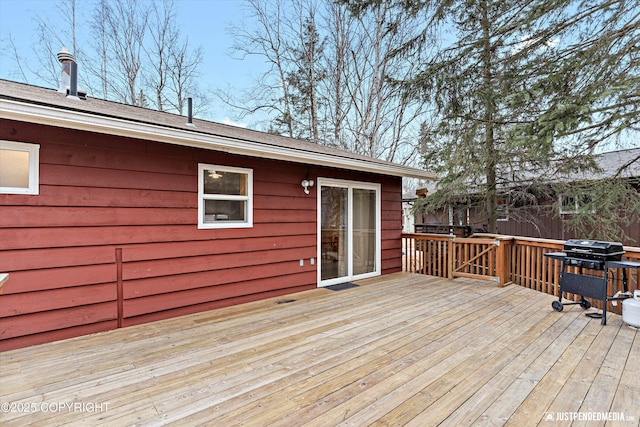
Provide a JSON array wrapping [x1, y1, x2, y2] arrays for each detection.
[[496, 199, 508, 221], [203, 200, 246, 223], [0, 149, 30, 188], [562, 195, 576, 210], [496, 205, 508, 221], [560, 195, 578, 214], [203, 169, 246, 195]]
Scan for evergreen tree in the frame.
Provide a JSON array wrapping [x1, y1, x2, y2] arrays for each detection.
[[357, 0, 640, 238], [285, 11, 325, 142]]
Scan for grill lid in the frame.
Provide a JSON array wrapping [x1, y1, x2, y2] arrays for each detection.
[[564, 239, 624, 261]]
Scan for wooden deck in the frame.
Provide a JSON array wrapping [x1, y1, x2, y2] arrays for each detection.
[[1, 273, 638, 426]]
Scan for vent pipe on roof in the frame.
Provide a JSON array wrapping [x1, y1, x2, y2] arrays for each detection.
[[57, 47, 75, 94], [186, 97, 195, 127], [57, 47, 85, 100], [68, 61, 79, 100]]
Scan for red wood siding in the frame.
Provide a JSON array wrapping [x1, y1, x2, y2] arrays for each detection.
[[0, 120, 403, 351], [381, 188, 403, 273]]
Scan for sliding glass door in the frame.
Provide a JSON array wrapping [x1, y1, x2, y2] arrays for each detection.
[[319, 179, 380, 287], [353, 188, 377, 276]]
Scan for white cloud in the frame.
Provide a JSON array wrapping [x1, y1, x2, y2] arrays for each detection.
[[512, 35, 559, 54], [223, 117, 247, 128]]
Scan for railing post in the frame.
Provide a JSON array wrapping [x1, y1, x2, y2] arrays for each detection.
[[447, 236, 454, 280], [495, 237, 513, 286]]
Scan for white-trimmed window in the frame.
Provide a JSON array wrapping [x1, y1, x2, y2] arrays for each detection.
[[559, 194, 593, 214], [497, 198, 509, 222], [198, 163, 253, 229], [0, 141, 40, 195]]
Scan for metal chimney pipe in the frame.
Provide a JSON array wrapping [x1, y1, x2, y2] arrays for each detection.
[[67, 61, 79, 100], [186, 97, 195, 126]]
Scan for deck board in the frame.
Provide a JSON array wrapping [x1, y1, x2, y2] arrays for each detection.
[[1, 272, 637, 426]]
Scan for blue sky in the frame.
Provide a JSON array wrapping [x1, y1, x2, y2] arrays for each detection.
[[1, 1, 638, 151], [0, 0, 264, 125]]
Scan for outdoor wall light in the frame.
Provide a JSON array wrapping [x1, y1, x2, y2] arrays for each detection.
[[301, 179, 314, 194]]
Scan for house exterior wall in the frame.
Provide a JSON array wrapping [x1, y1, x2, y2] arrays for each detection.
[[0, 120, 403, 351], [416, 199, 639, 246], [495, 201, 640, 246]]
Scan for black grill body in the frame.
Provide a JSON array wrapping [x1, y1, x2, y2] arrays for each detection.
[[545, 240, 639, 325], [563, 239, 624, 261], [563, 257, 604, 270]]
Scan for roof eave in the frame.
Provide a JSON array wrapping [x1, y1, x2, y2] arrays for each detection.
[[0, 98, 435, 180]]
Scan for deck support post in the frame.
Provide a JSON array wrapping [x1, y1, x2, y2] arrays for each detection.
[[495, 238, 508, 286]]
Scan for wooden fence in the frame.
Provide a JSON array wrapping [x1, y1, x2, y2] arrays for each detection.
[[402, 233, 640, 315]]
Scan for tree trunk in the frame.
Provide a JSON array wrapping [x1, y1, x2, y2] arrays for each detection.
[[481, 0, 498, 233]]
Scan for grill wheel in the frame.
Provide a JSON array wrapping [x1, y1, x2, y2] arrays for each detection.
[[552, 301, 564, 312]]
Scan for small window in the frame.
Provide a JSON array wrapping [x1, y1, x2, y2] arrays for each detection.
[[198, 163, 253, 229], [559, 194, 593, 214], [496, 205, 509, 221], [0, 141, 40, 195], [497, 198, 509, 222]]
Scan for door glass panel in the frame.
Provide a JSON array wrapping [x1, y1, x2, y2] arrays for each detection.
[[353, 189, 377, 275], [321, 187, 348, 280]]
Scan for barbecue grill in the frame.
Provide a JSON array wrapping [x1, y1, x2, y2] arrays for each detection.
[[564, 239, 624, 262], [545, 239, 640, 325]]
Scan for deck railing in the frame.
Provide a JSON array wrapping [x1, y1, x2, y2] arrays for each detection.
[[402, 233, 640, 315]]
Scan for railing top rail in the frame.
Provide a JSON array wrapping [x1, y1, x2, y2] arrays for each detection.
[[471, 234, 563, 245], [466, 233, 515, 241], [453, 237, 500, 245], [402, 233, 452, 240], [402, 232, 640, 253]]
